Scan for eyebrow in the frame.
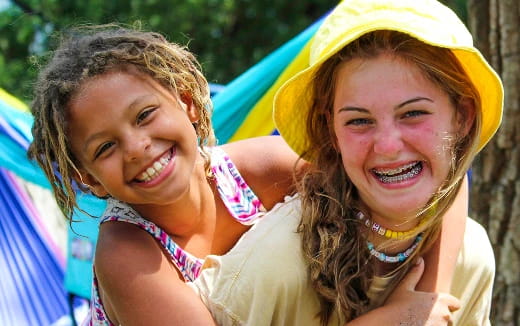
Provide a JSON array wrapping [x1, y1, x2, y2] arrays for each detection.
[[83, 131, 107, 154], [338, 96, 434, 113], [128, 94, 155, 112], [397, 96, 433, 109], [82, 94, 155, 152]]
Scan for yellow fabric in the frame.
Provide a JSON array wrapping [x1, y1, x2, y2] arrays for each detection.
[[0, 88, 29, 112], [228, 40, 313, 142], [273, 0, 503, 160], [190, 197, 494, 325]]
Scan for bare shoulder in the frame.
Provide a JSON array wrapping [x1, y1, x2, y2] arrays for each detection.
[[220, 136, 305, 209], [94, 221, 182, 299], [95, 221, 170, 279]]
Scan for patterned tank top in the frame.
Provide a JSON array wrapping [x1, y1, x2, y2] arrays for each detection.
[[86, 147, 266, 325]]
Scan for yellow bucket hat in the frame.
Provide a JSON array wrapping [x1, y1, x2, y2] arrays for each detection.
[[274, 0, 503, 159]]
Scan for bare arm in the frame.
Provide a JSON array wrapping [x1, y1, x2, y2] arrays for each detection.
[[347, 258, 460, 326], [417, 175, 468, 292], [95, 222, 217, 326], [223, 135, 307, 209]]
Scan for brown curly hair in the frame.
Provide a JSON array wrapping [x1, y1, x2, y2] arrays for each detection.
[[297, 30, 481, 324], [27, 24, 215, 224]]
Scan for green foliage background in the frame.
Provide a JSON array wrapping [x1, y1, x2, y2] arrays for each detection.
[[0, 0, 466, 103], [0, 0, 337, 102]]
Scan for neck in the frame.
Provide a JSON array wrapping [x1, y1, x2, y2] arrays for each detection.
[[369, 211, 419, 233], [132, 160, 217, 239]]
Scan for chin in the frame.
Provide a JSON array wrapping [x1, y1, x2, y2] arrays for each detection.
[[382, 201, 427, 220]]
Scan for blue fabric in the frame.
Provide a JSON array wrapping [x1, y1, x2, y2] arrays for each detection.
[[64, 195, 106, 299], [0, 102, 51, 188], [0, 168, 68, 325]]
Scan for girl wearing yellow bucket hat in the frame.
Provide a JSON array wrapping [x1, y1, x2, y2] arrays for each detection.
[[271, 0, 502, 324], [190, 0, 502, 325]]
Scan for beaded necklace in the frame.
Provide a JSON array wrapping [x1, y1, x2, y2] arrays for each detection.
[[366, 233, 423, 263], [356, 211, 426, 240]]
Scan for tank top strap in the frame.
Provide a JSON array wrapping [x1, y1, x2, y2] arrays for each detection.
[[101, 199, 204, 282], [208, 146, 266, 225]]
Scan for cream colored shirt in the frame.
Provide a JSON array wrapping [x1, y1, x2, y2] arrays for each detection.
[[450, 217, 495, 325], [189, 196, 494, 325], [366, 217, 495, 326]]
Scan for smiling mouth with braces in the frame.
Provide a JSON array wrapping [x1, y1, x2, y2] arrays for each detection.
[[372, 161, 422, 184], [136, 150, 173, 182]]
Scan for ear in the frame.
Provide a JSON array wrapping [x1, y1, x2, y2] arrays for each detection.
[[457, 98, 476, 138], [179, 93, 200, 124], [76, 169, 109, 198]]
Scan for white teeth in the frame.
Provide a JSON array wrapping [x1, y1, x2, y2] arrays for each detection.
[[137, 150, 172, 182]]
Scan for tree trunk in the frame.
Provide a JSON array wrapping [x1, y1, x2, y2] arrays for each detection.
[[467, 0, 520, 325]]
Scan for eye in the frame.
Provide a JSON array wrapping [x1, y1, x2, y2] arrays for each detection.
[[346, 118, 373, 126], [402, 110, 429, 119], [94, 142, 114, 160], [136, 107, 157, 125]]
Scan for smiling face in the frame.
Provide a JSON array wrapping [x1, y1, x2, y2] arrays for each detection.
[[67, 69, 201, 211], [332, 54, 460, 228]]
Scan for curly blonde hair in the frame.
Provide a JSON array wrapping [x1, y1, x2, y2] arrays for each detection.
[[28, 24, 215, 223], [297, 30, 482, 324]]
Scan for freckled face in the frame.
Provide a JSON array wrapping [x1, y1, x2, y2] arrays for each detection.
[[332, 54, 459, 228], [67, 70, 201, 210]]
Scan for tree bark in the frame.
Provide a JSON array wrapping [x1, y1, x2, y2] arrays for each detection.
[[467, 0, 520, 324]]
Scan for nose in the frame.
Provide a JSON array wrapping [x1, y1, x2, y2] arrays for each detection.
[[122, 132, 151, 162], [373, 124, 404, 159]]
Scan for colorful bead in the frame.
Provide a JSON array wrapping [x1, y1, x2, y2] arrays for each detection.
[[358, 211, 423, 240], [367, 233, 423, 264]]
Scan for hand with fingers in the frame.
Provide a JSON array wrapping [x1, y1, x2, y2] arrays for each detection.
[[346, 257, 460, 326], [385, 257, 461, 326]]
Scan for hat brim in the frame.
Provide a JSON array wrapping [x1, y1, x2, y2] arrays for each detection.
[[274, 29, 503, 160]]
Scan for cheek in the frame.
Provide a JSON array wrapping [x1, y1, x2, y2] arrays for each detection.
[[337, 136, 370, 173], [407, 123, 455, 157]]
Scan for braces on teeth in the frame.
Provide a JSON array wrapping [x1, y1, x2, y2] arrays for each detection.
[[376, 162, 421, 184], [376, 162, 417, 176]]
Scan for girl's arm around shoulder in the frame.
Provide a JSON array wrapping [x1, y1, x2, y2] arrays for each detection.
[[347, 258, 459, 326], [222, 135, 308, 210], [417, 175, 469, 292], [95, 222, 217, 326]]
